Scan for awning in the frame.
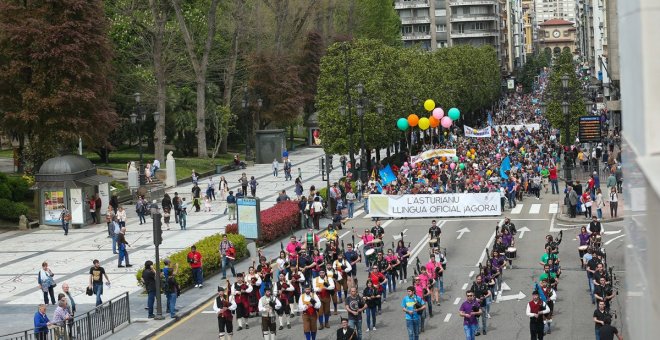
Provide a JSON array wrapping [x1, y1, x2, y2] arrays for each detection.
[[31, 175, 112, 190], [75, 175, 113, 186]]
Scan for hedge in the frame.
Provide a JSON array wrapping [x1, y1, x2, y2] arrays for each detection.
[[0, 198, 29, 222], [135, 233, 248, 290], [0, 174, 30, 201], [225, 200, 300, 246]]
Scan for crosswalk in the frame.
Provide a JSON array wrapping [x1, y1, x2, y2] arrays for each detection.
[[345, 202, 559, 219]]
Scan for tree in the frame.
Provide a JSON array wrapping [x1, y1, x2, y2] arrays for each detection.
[[354, 0, 401, 47], [545, 50, 586, 145], [262, 0, 319, 53], [298, 31, 325, 123], [170, 0, 221, 157], [0, 0, 117, 171]]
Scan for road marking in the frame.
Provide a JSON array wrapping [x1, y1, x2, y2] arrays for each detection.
[[498, 281, 511, 296], [152, 298, 215, 339], [393, 228, 409, 241], [456, 227, 471, 239], [549, 214, 573, 232], [453, 298, 461, 305], [407, 221, 445, 266], [604, 234, 625, 246], [476, 230, 497, 267], [518, 226, 530, 239], [339, 231, 351, 239], [468, 271, 475, 278], [462, 283, 468, 290], [549, 203, 559, 214], [353, 210, 364, 217], [529, 204, 541, 214], [498, 291, 526, 301], [604, 230, 622, 235], [444, 313, 452, 322], [510, 204, 524, 214]]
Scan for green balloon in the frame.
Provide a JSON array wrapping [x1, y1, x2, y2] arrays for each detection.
[[452, 156, 459, 162], [448, 107, 461, 121], [397, 117, 409, 131], [459, 163, 465, 170]]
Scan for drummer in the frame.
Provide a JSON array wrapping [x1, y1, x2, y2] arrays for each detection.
[[354, 229, 374, 267], [428, 220, 442, 248], [577, 226, 590, 268], [501, 217, 517, 236], [588, 216, 602, 235], [501, 228, 514, 249], [371, 220, 385, 241]]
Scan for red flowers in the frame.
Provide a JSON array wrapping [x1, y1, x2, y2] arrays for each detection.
[[226, 200, 300, 245]]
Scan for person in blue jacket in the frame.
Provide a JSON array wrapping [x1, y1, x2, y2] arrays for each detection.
[[34, 304, 51, 340]]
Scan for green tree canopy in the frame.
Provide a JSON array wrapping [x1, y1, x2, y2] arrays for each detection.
[[545, 50, 586, 145], [354, 0, 402, 47]]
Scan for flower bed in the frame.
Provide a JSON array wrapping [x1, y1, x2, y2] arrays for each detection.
[[135, 233, 248, 290], [225, 200, 300, 245]]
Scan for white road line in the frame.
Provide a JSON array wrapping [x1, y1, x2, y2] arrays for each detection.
[[339, 231, 352, 239], [510, 204, 524, 214], [468, 271, 475, 278], [529, 204, 541, 214], [353, 209, 364, 217], [444, 313, 452, 322], [604, 234, 625, 246], [453, 298, 461, 305], [549, 203, 559, 214], [476, 230, 498, 267], [461, 283, 468, 290], [407, 235, 430, 265]]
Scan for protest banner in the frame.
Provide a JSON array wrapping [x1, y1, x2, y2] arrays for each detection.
[[464, 125, 492, 138], [368, 193, 501, 218]]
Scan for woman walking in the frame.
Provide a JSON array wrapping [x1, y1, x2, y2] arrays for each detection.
[[609, 187, 619, 218], [595, 188, 604, 220], [116, 206, 127, 228], [218, 176, 228, 201], [38, 262, 56, 305], [249, 176, 259, 197]]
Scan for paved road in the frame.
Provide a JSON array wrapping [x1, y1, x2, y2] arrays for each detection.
[[153, 195, 627, 340]]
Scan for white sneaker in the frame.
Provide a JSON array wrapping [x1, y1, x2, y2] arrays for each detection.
[[399, 280, 402, 284], [366, 329, 370, 333], [198, 284, 203, 288], [487, 313, 491, 319], [194, 284, 199, 288], [373, 327, 377, 331]]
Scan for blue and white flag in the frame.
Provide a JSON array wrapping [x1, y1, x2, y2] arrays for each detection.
[[379, 165, 397, 184], [500, 156, 511, 180]]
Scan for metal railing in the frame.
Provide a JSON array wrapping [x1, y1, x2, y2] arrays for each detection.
[[0, 292, 131, 340]]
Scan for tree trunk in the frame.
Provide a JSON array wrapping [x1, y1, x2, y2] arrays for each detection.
[[195, 78, 208, 157], [222, 29, 240, 154], [151, 0, 167, 163]]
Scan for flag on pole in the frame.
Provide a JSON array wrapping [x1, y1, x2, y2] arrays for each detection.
[[500, 156, 511, 180]]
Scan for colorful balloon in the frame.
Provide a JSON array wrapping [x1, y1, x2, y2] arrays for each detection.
[[459, 163, 466, 170], [432, 108, 444, 120], [407, 114, 419, 127], [418, 117, 430, 130], [397, 118, 409, 131], [429, 116, 440, 128], [449, 162, 456, 170], [441, 116, 453, 128], [470, 148, 476, 154], [452, 156, 459, 162], [448, 107, 461, 120], [424, 99, 435, 112]]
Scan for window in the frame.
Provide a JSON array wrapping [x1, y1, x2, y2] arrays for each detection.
[[399, 9, 412, 18], [564, 30, 569, 37], [475, 22, 486, 30], [436, 24, 447, 32], [416, 25, 429, 33], [470, 6, 488, 15], [437, 41, 448, 48], [457, 24, 465, 33], [435, 9, 447, 17], [403, 26, 413, 34]]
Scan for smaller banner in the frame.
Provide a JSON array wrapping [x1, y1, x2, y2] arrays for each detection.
[[369, 193, 501, 218], [237, 197, 261, 239], [464, 125, 492, 138], [495, 124, 540, 132], [69, 188, 84, 224], [411, 148, 457, 164]]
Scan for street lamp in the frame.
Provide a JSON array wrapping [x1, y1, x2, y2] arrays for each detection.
[[130, 92, 159, 186], [354, 82, 384, 183], [340, 43, 356, 176], [561, 100, 572, 183]]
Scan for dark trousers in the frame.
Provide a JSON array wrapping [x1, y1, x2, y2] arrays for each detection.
[[218, 316, 233, 334], [43, 286, 56, 304], [610, 202, 618, 217], [569, 204, 577, 218], [530, 321, 544, 340]]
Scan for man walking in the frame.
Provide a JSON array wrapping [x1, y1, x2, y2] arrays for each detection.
[[568, 185, 579, 218], [227, 191, 237, 220], [526, 290, 550, 340], [219, 235, 236, 279], [117, 227, 132, 267], [142, 260, 157, 318], [345, 287, 366, 340], [187, 245, 204, 288], [401, 286, 425, 340], [459, 290, 481, 340], [62, 283, 76, 338], [88, 260, 110, 306]]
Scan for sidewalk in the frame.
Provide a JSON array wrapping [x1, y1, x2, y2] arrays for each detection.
[[0, 146, 363, 335]]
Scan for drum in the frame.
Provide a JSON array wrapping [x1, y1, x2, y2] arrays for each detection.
[[371, 238, 382, 246], [365, 248, 377, 264], [506, 247, 517, 260], [578, 245, 588, 258], [429, 238, 438, 245]]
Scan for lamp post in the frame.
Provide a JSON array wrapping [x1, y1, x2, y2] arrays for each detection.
[[130, 93, 160, 186], [340, 43, 356, 177], [560, 75, 572, 183], [355, 82, 384, 183], [241, 86, 262, 162]]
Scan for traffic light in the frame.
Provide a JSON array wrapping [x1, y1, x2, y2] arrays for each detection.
[[152, 213, 163, 246]]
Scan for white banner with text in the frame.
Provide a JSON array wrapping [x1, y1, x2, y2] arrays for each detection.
[[369, 193, 502, 218]]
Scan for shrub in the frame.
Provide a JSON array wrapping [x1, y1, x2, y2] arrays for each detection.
[[224, 200, 300, 246], [7, 176, 29, 201], [0, 183, 11, 200], [135, 233, 248, 290], [0, 198, 29, 222]]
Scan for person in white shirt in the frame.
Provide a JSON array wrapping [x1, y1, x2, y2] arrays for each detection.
[[313, 269, 335, 330], [272, 159, 279, 177], [258, 287, 281, 340], [214, 286, 237, 340], [152, 159, 160, 179], [298, 285, 322, 339]]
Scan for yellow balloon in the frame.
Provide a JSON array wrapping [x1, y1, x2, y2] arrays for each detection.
[[487, 170, 492, 176], [466, 151, 471, 156], [424, 99, 435, 112], [471, 154, 476, 160], [418, 117, 430, 130]]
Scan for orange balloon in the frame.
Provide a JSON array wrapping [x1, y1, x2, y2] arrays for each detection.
[[470, 148, 476, 154], [441, 156, 447, 162], [429, 116, 440, 128], [407, 114, 419, 127]]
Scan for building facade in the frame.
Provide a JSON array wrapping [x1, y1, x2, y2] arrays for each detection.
[[534, 0, 577, 23], [537, 18, 577, 55], [395, 0, 448, 50]]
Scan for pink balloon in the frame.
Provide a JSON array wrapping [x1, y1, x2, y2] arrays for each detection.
[[514, 139, 519, 145], [441, 116, 453, 128], [449, 162, 456, 170], [404, 162, 409, 167], [432, 108, 444, 120]]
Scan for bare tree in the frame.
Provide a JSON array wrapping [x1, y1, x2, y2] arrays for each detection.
[[262, 0, 319, 53]]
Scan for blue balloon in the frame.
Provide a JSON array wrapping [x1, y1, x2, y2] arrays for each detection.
[[448, 108, 460, 121]]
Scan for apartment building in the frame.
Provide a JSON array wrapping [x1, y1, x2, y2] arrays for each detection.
[[395, 0, 449, 50], [534, 0, 577, 23]]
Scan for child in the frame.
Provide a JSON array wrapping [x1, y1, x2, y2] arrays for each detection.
[[204, 195, 211, 212]]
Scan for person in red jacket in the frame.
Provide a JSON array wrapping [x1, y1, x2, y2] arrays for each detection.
[[187, 245, 204, 288], [368, 266, 387, 315], [549, 166, 559, 195]]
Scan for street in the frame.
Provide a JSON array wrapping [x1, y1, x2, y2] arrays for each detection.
[[154, 194, 626, 340]]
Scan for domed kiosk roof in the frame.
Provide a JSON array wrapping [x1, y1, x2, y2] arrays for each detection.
[[35, 154, 107, 186], [38, 154, 95, 175]]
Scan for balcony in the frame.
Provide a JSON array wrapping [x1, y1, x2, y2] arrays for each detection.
[[450, 15, 498, 22], [402, 33, 432, 41], [395, 0, 430, 9], [449, 0, 496, 6], [451, 30, 499, 38], [401, 16, 432, 24]]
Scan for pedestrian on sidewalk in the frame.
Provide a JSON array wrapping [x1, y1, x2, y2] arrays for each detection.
[[340, 155, 347, 177], [105, 206, 115, 237], [227, 191, 237, 220], [179, 198, 188, 230], [117, 227, 132, 268], [346, 188, 356, 218], [164, 265, 180, 319], [272, 158, 279, 177], [549, 165, 559, 194], [311, 197, 323, 230], [249, 176, 259, 197], [94, 195, 102, 225], [295, 178, 304, 200], [38, 261, 56, 305], [136, 196, 147, 225], [59, 207, 71, 236], [595, 188, 604, 220], [111, 218, 120, 254], [567, 186, 578, 218], [172, 193, 181, 224], [191, 183, 201, 212], [152, 159, 160, 179], [141, 260, 157, 318], [62, 283, 76, 338], [239, 173, 248, 196], [110, 195, 119, 214], [33, 304, 51, 340], [117, 206, 126, 228], [187, 245, 204, 288], [219, 234, 236, 279], [88, 260, 110, 306], [88, 195, 97, 224], [284, 159, 293, 181], [608, 187, 618, 218], [207, 177, 216, 200], [218, 176, 228, 202], [192, 170, 199, 186]]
